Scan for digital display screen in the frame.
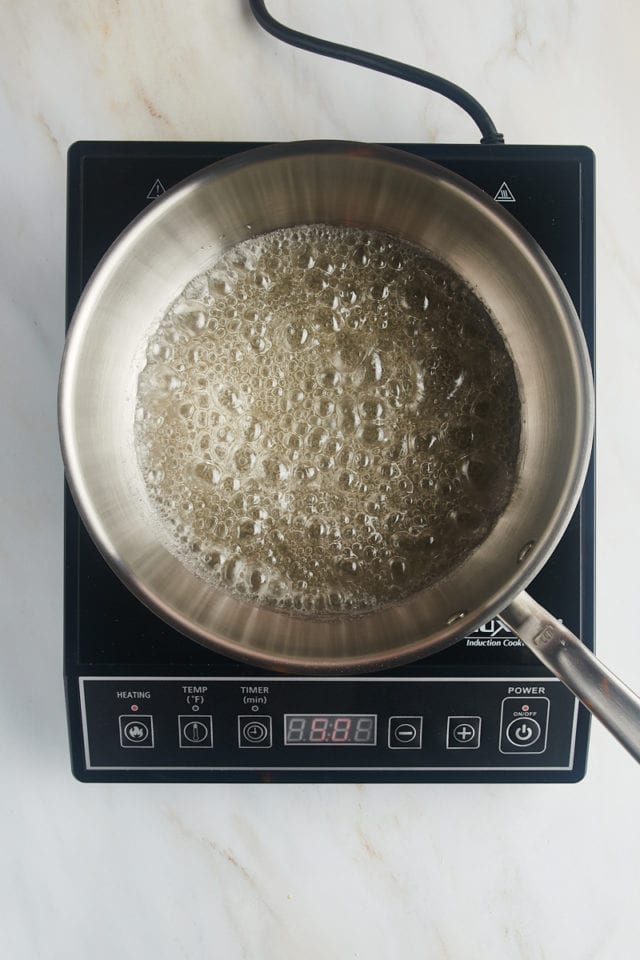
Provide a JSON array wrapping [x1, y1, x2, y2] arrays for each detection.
[[284, 714, 377, 746]]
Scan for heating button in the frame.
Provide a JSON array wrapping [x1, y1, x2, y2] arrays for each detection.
[[119, 715, 154, 748]]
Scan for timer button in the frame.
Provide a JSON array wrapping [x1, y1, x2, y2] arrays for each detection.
[[388, 716, 423, 749], [238, 715, 272, 748]]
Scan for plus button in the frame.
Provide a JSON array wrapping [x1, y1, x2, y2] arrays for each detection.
[[446, 716, 481, 750]]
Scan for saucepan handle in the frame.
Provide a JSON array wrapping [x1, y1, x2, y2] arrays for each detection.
[[501, 591, 640, 763]]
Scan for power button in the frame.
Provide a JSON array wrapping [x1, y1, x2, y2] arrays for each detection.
[[505, 717, 541, 747], [499, 697, 549, 754]]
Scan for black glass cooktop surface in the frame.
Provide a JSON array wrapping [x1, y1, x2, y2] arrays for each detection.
[[64, 141, 594, 782]]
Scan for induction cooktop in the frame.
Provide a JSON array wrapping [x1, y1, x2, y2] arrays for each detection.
[[64, 141, 594, 782]]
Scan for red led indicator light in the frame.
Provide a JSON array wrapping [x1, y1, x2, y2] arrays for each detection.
[[522, 704, 529, 711], [131, 704, 139, 712]]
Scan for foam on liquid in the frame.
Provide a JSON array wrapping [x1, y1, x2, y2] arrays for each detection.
[[135, 225, 520, 613]]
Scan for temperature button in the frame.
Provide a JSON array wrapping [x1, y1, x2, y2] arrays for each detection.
[[238, 715, 272, 748], [178, 715, 213, 749]]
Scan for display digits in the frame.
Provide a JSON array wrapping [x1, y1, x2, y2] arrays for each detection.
[[354, 716, 375, 742], [286, 716, 306, 742], [309, 717, 329, 741], [285, 714, 377, 745], [331, 717, 352, 742]]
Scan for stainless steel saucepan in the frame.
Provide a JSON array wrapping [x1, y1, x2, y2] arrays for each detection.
[[58, 141, 640, 761]]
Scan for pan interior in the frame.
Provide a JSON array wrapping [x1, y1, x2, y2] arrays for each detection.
[[133, 222, 522, 618]]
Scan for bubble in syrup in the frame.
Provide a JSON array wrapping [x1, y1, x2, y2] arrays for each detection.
[[234, 446, 256, 472], [390, 558, 408, 581], [239, 519, 262, 539], [338, 558, 359, 577], [359, 424, 386, 445], [250, 568, 268, 591], [286, 322, 310, 349], [244, 418, 262, 441], [307, 427, 329, 453], [360, 399, 386, 421]]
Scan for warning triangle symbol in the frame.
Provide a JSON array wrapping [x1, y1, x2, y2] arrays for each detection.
[[146, 178, 166, 200], [494, 181, 515, 203]]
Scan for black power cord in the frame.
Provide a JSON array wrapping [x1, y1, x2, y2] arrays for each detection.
[[248, 0, 504, 145]]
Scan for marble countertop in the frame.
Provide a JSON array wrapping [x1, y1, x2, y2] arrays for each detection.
[[2, 1, 639, 957]]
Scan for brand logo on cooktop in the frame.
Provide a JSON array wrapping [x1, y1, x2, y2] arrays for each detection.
[[467, 618, 511, 639]]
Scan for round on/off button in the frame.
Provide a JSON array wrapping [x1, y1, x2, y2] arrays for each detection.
[[506, 717, 541, 747]]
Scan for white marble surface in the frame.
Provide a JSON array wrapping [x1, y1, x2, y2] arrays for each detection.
[[1, 1, 640, 957]]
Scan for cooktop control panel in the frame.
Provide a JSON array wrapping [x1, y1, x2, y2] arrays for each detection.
[[76, 676, 578, 780]]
